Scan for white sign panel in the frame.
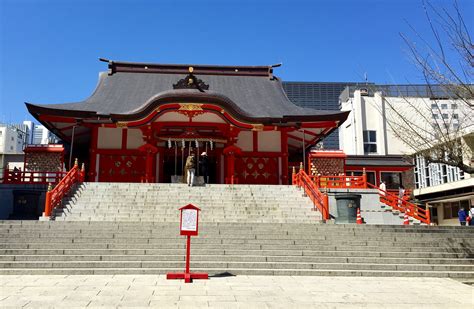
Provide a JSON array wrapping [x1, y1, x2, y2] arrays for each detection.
[[181, 209, 198, 231]]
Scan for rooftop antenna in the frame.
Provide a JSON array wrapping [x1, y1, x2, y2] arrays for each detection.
[[364, 72, 368, 84]]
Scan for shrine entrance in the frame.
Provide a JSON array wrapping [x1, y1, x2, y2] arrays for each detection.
[[161, 139, 223, 184]]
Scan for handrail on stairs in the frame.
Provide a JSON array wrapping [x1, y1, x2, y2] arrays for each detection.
[[366, 182, 431, 225], [43, 159, 85, 218], [309, 174, 367, 189], [292, 164, 329, 221]]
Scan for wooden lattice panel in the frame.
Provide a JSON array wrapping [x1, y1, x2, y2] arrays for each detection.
[[235, 156, 278, 184], [99, 154, 146, 182], [310, 157, 345, 176], [25, 152, 63, 172]]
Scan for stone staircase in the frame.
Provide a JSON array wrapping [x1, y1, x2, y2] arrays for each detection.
[[1, 182, 473, 278], [0, 221, 473, 278], [53, 183, 323, 223]]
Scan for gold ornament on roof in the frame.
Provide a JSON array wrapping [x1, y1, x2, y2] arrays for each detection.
[[252, 124, 264, 131], [177, 103, 205, 119]]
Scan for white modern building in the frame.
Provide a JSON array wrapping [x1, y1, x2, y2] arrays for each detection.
[[0, 124, 28, 177], [0, 121, 60, 179], [339, 85, 474, 225]]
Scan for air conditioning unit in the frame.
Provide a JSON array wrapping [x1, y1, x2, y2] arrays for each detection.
[[360, 88, 369, 96]]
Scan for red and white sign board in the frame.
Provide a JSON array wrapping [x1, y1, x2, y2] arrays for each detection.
[[167, 203, 207, 283], [179, 204, 200, 236]]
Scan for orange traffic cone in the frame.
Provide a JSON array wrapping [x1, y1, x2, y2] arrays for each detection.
[[356, 208, 363, 225], [403, 212, 409, 225]]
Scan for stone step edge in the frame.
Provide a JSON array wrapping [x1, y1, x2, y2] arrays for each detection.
[[0, 268, 472, 278]]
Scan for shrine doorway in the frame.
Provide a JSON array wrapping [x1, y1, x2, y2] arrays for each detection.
[[161, 141, 222, 184]]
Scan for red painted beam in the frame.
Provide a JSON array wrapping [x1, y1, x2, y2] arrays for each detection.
[[300, 121, 338, 129], [38, 115, 77, 123]]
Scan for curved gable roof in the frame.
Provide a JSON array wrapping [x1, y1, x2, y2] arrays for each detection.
[[26, 60, 349, 123]]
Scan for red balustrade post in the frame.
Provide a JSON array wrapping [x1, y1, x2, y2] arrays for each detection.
[[362, 168, 367, 188], [292, 166, 297, 185], [79, 163, 85, 182], [426, 203, 431, 225], [43, 183, 53, 217], [323, 193, 329, 220]]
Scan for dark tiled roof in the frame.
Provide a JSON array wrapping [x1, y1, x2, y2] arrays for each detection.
[[346, 155, 413, 167], [26, 60, 349, 123]]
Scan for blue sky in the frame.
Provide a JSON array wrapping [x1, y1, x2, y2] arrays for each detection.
[[1, 0, 472, 123]]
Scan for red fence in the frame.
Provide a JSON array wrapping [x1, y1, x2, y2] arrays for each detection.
[[43, 161, 85, 218], [311, 174, 367, 189], [293, 164, 430, 225], [293, 168, 329, 220], [2, 169, 66, 185], [367, 183, 430, 225]]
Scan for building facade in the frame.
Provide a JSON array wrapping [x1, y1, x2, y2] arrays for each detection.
[[282, 82, 362, 149], [26, 59, 349, 185], [0, 121, 60, 179], [338, 85, 474, 225]]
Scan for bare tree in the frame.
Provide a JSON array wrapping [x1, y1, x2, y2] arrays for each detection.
[[382, 0, 473, 173]]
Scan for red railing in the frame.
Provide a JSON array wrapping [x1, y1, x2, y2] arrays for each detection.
[[367, 182, 431, 225], [43, 161, 85, 218], [311, 174, 367, 189], [2, 169, 66, 185], [293, 167, 329, 220]]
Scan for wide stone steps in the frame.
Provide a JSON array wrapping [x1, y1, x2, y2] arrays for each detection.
[[1, 254, 472, 264], [53, 183, 323, 223], [0, 249, 469, 259], [0, 221, 473, 278]]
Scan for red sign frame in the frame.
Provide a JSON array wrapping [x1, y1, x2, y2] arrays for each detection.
[[179, 204, 200, 236]]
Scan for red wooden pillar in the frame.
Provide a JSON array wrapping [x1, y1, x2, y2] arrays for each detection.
[[281, 129, 289, 185], [88, 126, 99, 182], [222, 145, 242, 184], [138, 143, 158, 183]]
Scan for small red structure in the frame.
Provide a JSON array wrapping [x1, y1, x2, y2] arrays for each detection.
[[167, 204, 208, 283]]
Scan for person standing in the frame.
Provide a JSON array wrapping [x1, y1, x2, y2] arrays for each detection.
[[398, 185, 405, 209], [458, 207, 468, 226], [468, 207, 474, 226], [379, 181, 387, 196], [185, 152, 196, 187], [200, 152, 209, 184]]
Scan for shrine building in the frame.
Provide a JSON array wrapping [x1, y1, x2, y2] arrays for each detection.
[[26, 59, 349, 185]]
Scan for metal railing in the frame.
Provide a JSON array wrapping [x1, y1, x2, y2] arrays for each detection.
[[43, 160, 85, 218]]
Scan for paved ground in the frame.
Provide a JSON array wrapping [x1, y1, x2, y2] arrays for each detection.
[[0, 275, 472, 308]]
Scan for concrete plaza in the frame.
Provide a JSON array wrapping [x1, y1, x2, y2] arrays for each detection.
[[0, 275, 472, 308]]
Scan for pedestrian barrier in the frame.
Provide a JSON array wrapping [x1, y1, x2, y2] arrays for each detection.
[[43, 159, 85, 218], [367, 182, 430, 225], [293, 165, 329, 220], [356, 208, 363, 224], [2, 169, 66, 184], [311, 174, 367, 189], [403, 212, 410, 225]]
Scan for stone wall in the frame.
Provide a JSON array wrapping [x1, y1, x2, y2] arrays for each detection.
[[0, 184, 48, 219]]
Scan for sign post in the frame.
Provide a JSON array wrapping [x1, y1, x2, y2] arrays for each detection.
[[166, 204, 208, 283]]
